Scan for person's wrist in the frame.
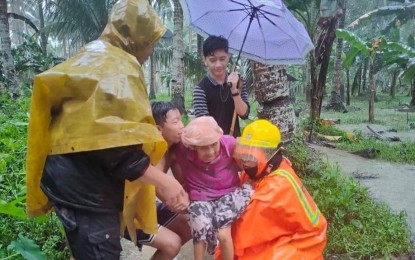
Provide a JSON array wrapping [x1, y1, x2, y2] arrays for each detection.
[[232, 92, 239, 97]]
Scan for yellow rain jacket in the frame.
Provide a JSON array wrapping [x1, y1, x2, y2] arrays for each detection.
[[26, 0, 167, 236]]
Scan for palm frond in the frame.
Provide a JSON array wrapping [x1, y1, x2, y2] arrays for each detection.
[[45, 0, 113, 44]]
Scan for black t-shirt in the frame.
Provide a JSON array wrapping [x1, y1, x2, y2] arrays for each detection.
[[41, 145, 149, 213], [192, 75, 250, 137]]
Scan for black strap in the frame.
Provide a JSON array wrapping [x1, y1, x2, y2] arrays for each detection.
[[253, 150, 283, 180]]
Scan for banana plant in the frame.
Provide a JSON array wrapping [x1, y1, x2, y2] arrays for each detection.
[[336, 29, 385, 123], [381, 41, 415, 80], [380, 40, 415, 105], [348, 0, 415, 38]]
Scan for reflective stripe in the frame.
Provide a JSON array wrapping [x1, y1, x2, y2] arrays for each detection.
[[273, 169, 320, 227]]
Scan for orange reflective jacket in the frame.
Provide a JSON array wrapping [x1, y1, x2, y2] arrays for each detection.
[[216, 158, 327, 260]]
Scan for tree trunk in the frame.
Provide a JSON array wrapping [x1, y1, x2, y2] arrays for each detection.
[[309, 53, 317, 118], [62, 37, 67, 58], [330, 0, 347, 109], [9, 0, 22, 44], [0, 0, 18, 97], [346, 69, 350, 106], [368, 58, 375, 123], [197, 34, 203, 61], [311, 10, 341, 119], [411, 79, 415, 106], [38, 0, 47, 54], [390, 70, 398, 99], [305, 61, 312, 104], [252, 62, 297, 145], [362, 58, 368, 93], [171, 0, 185, 113], [149, 54, 156, 100]]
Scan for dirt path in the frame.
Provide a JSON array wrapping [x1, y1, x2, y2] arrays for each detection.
[[310, 144, 415, 241], [121, 239, 209, 260]]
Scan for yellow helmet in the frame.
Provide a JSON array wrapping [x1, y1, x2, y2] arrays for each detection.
[[234, 120, 281, 163], [239, 120, 281, 148]]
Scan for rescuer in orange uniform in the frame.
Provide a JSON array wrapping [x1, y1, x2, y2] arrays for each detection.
[[216, 119, 327, 259]]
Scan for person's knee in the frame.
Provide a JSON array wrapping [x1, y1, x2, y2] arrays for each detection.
[[217, 227, 232, 245], [163, 235, 182, 257], [217, 233, 231, 245]]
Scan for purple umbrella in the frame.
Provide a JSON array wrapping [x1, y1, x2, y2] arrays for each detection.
[[179, 0, 314, 65]]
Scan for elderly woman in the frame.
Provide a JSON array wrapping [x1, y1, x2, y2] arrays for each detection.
[[175, 116, 252, 260]]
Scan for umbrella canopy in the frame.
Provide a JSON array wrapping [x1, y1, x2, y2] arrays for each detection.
[[180, 0, 314, 65]]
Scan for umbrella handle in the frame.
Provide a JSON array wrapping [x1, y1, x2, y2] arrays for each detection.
[[229, 79, 243, 136], [227, 78, 243, 90], [230, 110, 237, 137]]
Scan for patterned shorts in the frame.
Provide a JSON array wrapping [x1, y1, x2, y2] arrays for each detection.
[[187, 184, 253, 254]]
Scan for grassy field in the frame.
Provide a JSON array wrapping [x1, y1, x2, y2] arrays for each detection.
[[319, 94, 415, 131], [309, 94, 415, 164], [0, 92, 414, 259]]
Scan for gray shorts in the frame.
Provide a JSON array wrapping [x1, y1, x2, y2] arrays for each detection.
[[187, 184, 252, 254]]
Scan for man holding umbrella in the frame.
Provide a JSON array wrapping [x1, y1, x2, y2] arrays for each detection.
[[192, 35, 250, 137], [183, 0, 314, 136]]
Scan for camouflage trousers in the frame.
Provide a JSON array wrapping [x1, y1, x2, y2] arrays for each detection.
[[187, 184, 252, 254]]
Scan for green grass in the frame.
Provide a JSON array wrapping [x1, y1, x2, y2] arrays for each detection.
[[154, 91, 194, 110], [337, 136, 415, 163], [1, 93, 414, 259], [0, 215, 69, 259], [0, 95, 69, 259], [308, 123, 415, 164], [318, 94, 415, 131], [287, 135, 414, 259], [295, 93, 415, 164], [0, 95, 29, 202]]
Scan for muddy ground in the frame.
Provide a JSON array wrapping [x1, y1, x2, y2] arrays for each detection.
[[310, 144, 415, 238], [312, 123, 415, 239]]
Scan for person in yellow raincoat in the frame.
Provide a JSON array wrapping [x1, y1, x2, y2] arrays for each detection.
[[215, 120, 327, 260], [25, 0, 188, 259]]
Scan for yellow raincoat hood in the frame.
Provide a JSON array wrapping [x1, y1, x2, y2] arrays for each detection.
[[26, 0, 167, 235]]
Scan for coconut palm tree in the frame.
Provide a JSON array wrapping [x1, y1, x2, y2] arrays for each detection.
[[252, 62, 297, 144], [45, 0, 116, 48], [148, 0, 173, 99], [245, 0, 322, 142], [170, 0, 185, 112], [17, 0, 48, 53], [0, 0, 18, 96], [329, 0, 347, 111], [37, 0, 47, 53]]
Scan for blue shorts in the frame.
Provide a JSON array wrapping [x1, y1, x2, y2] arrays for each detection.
[[125, 201, 177, 249]]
